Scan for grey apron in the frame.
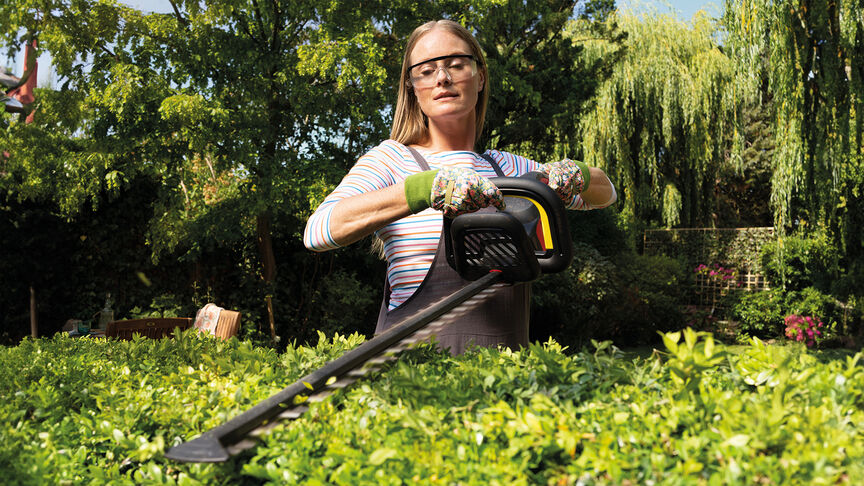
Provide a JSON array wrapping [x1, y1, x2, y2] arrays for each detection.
[[374, 147, 531, 355]]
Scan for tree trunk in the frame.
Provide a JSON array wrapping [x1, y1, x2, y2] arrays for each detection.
[[256, 212, 277, 341], [29, 286, 37, 338]]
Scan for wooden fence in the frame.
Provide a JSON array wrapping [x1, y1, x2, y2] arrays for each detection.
[[643, 227, 774, 308]]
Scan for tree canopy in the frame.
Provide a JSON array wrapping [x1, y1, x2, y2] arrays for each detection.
[[576, 10, 739, 230], [723, 0, 864, 267]]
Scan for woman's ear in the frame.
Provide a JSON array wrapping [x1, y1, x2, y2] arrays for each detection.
[[478, 70, 485, 92]]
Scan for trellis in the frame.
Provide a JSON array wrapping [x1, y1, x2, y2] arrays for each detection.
[[643, 227, 774, 307]]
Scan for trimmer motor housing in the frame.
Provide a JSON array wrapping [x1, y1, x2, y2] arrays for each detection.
[[445, 172, 573, 282]]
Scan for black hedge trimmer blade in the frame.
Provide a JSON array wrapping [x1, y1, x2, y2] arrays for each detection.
[[165, 272, 504, 463]]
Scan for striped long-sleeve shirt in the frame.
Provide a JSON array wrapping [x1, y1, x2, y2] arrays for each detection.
[[304, 139, 614, 309]]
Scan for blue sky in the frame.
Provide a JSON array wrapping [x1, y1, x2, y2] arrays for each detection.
[[124, 0, 722, 19], [620, 0, 721, 20], [9, 0, 722, 86]]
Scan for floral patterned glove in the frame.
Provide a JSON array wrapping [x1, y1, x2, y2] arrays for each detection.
[[430, 167, 505, 218], [540, 159, 591, 206]]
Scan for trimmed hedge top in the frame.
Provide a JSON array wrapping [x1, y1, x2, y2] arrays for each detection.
[[1, 330, 863, 485]]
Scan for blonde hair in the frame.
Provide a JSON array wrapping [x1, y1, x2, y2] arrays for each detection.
[[390, 20, 489, 148]]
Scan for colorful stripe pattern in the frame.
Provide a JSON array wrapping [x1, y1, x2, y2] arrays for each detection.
[[303, 140, 610, 309]]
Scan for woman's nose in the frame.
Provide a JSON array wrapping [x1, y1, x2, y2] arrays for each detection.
[[435, 67, 452, 85]]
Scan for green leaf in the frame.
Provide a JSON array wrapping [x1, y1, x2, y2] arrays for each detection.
[[368, 447, 399, 466]]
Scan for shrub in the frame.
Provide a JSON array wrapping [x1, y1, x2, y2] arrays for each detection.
[[784, 314, 825, 347], [831, 258, 864, 300], [788, 286, 840, 326], [760, 232, 840, 292], [2, 331, 864, 484], [730, 288, 787, 338], [694, 263, 742, 287], [727, 286, 847, 344], [532, 246, 686, 347], [531, 243, 620, 347], [612, 253, 688, 342]]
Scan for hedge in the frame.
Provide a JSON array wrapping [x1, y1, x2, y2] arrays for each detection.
[[1, 329, 863, 484]]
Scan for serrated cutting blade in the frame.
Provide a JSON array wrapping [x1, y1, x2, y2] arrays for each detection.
[[165, 271, 504, 463]]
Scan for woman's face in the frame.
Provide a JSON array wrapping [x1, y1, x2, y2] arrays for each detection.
[[408, 28, 484, 126]]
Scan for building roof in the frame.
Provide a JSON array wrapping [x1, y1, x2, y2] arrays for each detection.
[[0, 68, 20, 89]]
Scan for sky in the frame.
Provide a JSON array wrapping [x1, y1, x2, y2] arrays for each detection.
[[123, 0, 722, 19], [7, 0, 722, 87]]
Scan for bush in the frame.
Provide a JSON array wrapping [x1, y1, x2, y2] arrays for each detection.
[[2, 331, 864, 484], [532, 245, 686, 347], [613, 253, 688, 342], [727, 286, 849, 344], [831, 258, 864, 300], [531, 243, 620, 347], [760, 232, 840, 292], [784, 314, 826, 347], [788, 286, 840, 325], [730, 288, 787, 338]]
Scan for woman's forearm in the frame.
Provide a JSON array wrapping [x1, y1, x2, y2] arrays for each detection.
[[580, 167, 616, 207], [327, 182, 413, 246]]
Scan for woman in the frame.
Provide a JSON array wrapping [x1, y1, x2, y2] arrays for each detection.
[[304, 20, 616, 354]]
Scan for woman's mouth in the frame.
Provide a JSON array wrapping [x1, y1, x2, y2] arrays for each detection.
[[434, 92, 458, 100]]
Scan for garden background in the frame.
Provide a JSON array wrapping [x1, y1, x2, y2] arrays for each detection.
[[2, 0, 864, 484], [4, 0, 862, 348]]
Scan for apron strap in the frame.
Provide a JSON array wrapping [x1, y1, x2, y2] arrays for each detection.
[[380, 144, 507, 314], [479, 152, 506, 177], [405, 144, 506, 177], [406, 145, 432, 171]]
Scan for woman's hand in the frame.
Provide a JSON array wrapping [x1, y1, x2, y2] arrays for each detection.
[[431, 167, 505, 218], [540, 159, 589, 206], [405, 167, 505, 218]]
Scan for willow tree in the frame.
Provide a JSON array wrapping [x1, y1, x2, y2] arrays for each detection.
[[723, 0, 864, 269], [576, 11, 739, 230]]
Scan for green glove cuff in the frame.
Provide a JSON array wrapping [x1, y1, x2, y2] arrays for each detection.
[[573, 160, 591, 191], [404, 169, 440, 214]]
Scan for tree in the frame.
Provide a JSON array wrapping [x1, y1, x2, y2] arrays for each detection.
[[576, 10, 740, 232], [471, 0, 625, 158], [1, 0, 400, 340], [714, 97, 774, 227], [723, 0, 864, 289]]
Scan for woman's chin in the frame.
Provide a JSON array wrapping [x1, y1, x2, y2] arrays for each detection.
[[424, 105, 474, 123]]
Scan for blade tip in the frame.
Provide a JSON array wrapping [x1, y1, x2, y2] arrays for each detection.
[[165, 435, 231, 463]]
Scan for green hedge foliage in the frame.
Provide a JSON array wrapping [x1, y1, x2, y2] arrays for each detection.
[[2, 330, 863, 484]]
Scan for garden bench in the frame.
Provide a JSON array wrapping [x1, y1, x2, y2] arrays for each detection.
[[106, 307, 241, 341]]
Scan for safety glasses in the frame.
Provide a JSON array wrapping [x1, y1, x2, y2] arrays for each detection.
[[407, 54, 478, 89]]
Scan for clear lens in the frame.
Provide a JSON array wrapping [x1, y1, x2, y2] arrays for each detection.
[[409, 56, 477, 88]]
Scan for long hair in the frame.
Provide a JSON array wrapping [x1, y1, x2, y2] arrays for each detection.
[[390, 20, 489, 148]]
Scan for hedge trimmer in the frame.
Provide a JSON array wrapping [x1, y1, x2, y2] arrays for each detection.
[[166, 173, 572, 463]]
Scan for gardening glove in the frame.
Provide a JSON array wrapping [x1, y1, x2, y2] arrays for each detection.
[[539, 159, 591, 206], [404, 167, 505, 218]]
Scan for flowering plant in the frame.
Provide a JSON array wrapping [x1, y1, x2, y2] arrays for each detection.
[[784, 314, 824, 347], [694, 263, 742, 287]]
